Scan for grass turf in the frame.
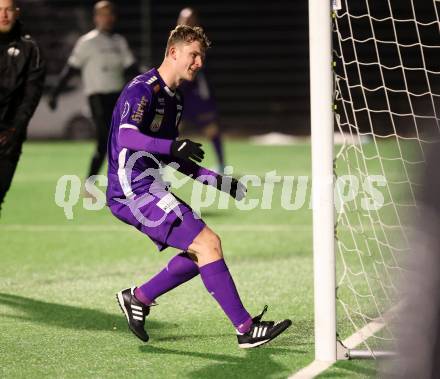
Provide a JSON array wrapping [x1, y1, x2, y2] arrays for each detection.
[[0, 140, 385, 378]]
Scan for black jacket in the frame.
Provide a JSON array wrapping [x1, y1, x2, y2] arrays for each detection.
[[0, 22, 45, 142]]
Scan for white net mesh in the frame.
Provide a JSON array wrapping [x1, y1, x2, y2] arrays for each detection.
[[333, 0, 440, 354]]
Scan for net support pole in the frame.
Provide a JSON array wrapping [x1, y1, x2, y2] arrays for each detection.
[[309, 0, 336, 362]]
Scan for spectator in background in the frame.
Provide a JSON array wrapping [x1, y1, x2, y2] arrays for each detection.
[[0, 0, 45, 214], [177, 7, 226, 172], [49, 1, 138, 193]]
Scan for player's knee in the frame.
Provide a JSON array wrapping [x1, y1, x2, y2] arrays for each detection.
[[205, 231, 223, 260], [190, 228, 223, 261]]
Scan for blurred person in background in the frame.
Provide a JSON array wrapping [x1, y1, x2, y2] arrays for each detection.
[[48, 1, 138, 194], [382, 142, 440, 378], [0, 0, 45, 214], [177, 7, 226, 172]]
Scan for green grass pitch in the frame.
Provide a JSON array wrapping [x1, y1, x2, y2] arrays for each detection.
[[0, 140, 380, 378]]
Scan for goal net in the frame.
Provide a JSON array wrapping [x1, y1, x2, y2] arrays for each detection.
[[332, 0, 440, 356]]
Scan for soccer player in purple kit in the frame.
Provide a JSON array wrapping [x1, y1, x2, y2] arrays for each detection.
[[108, 25, 291, 348]]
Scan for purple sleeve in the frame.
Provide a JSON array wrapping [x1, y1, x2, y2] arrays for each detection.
[[118, 127, 172, 155], [161, 156, 219, 183]]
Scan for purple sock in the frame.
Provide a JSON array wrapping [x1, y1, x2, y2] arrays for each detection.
[[135, 252, 199, 305], [199, 259, 251, 331], [211, 134, 225, 169]]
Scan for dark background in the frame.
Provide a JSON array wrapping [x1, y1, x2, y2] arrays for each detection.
[[17, 0, 310, 136], [16, 0, 440, 137]]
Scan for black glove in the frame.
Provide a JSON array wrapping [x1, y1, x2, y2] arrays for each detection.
[[216, 176, 247, 201], [171, 139, 204, 163]]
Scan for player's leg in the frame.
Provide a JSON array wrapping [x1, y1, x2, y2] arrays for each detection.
[[117, 252, 199, 342], [132, 210, 205, 306], [87, 94, 104, 180], [0, 142, 22, 215], [86, 93, 117, 179], [188, 226, 252, 329], [0, 156, 20, 215], [204, 122, 225, 172], [113, 195, 291, 347], [114, 205, 205, 342], [188, 226, 292, 348], [118, 224, 246, 344], [133, 251, 199, 306]]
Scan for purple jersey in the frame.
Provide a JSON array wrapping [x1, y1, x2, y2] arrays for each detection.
[[106, 68, 219, 251], [107, 68, 183, 203]]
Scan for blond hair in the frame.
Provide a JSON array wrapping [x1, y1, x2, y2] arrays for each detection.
[[165, 25, 210, 56]]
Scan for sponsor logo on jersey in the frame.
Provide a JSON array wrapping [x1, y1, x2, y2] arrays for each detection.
[[131, 96, 148, 123], [153, 84, 161, 93]]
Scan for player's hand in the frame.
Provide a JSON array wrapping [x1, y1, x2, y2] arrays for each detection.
[[48, 94, 58, 111], [216, 176, 247, 201], [171, 139, 205, 163]]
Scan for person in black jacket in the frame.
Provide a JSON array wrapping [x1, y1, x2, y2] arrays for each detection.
[[0, 0, 46, 213]]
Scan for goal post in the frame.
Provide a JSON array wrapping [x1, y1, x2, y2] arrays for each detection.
[[309, 0, 337, 363]]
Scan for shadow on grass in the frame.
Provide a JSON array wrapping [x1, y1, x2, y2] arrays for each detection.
[[0, 292, 170, 333], [140, 344, 304, 378], [154, 333, 231, 342]]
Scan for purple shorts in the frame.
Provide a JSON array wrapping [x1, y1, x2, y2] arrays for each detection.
[[109, 192, 205, 252]]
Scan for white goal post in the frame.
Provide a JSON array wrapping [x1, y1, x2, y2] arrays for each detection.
[[309, 0, 337, 363]]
